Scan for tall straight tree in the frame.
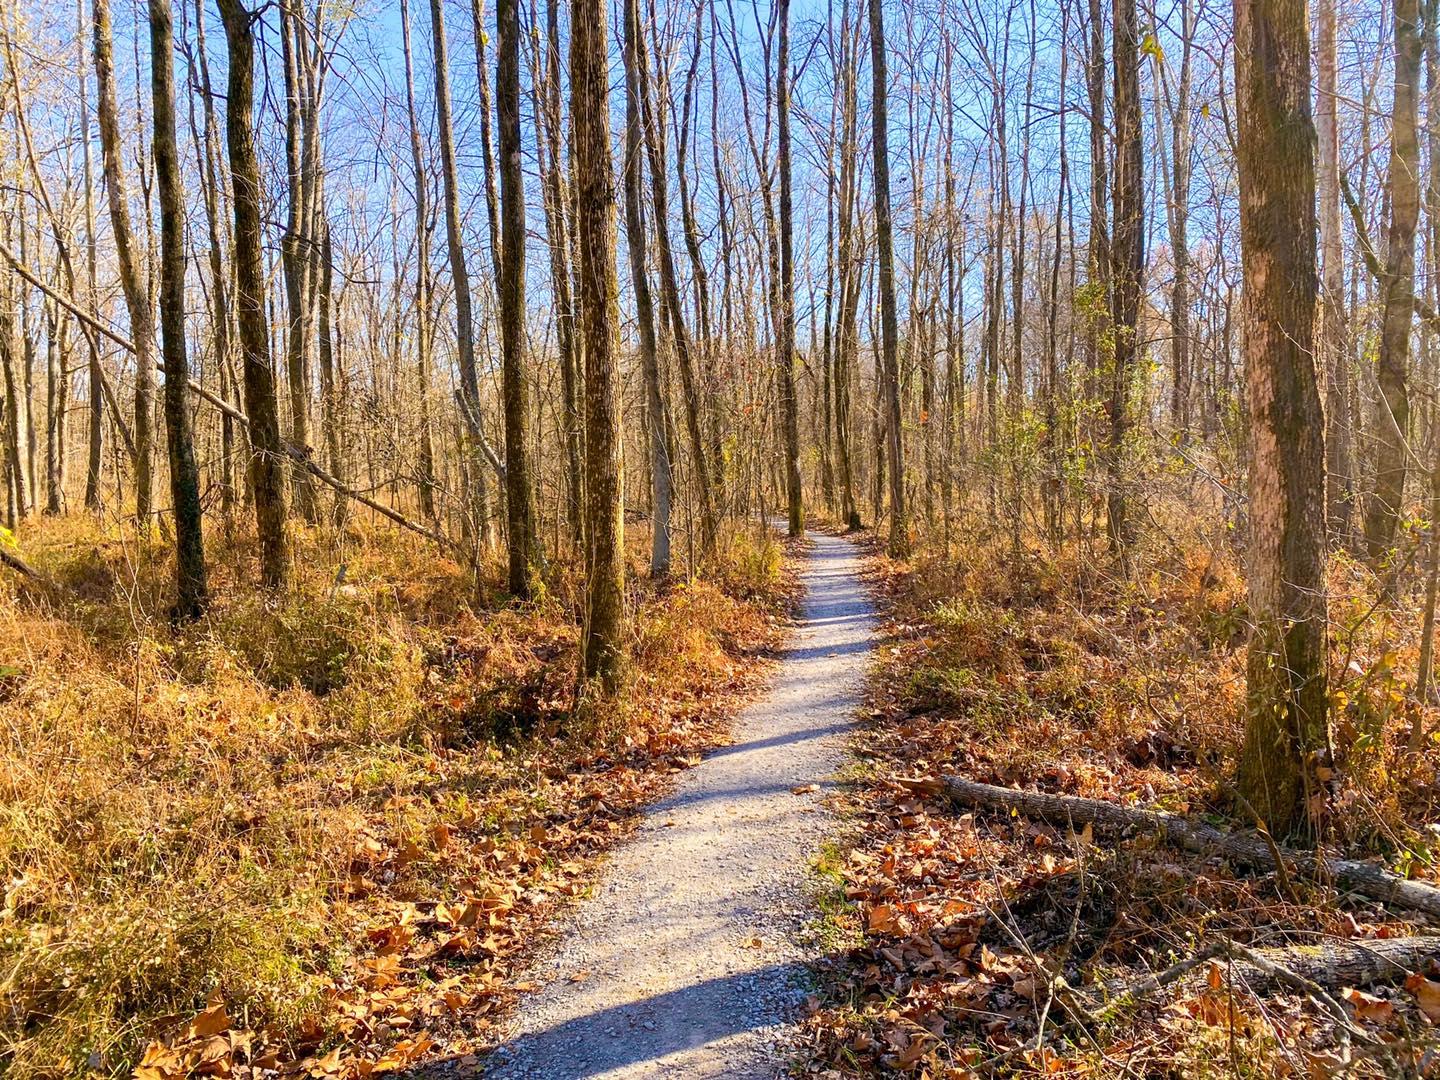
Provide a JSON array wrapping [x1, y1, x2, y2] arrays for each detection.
[[1232, 0, 1329, 837], [149, 0, 208, 618], [1316, 0, 1355, 540], [497, 0, 541, 596], [279, 1, 319, 524], [92, 0, 153, 525], [869, 0, 908, 557], [1365, 0, 1421, 565], [218, 0, 290, 589], [571, 0, 625, 686], [429, 0, 497, 549], [398, 0, 437, 521], [621, 0, 672, 577], [1106, 0, 1143, 563], [777, 0, 803, 537]]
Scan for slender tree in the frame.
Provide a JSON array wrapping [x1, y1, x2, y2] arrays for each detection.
[[149, 0, 208, 617], [1365, 0, 1422, 566], [497, 0, 542, 595], [93, 0, 147, 517], [1106, 0, 1143, 563], [621, 0, 671, 577], [777, 0, 803, 536], [869, 0, 908, 557], [218, 0, 290, 589]]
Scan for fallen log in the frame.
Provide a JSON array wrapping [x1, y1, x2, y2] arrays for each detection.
[[0, 546, 44, 581], [1100, 936, 1440, 1014], [942, 776, 1440, 919]]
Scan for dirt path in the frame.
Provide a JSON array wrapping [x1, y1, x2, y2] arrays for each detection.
[[485, 531, 876, 1079]]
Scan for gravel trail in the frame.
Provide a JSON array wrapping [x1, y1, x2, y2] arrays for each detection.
[[485, 530, 875, 1079]]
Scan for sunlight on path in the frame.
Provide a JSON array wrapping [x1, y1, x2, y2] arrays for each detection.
[[484, 531, 876, 1079]]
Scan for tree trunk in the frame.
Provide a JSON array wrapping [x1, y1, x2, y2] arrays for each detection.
[[1317, 0, 1355, 542], [218, 0, 290, 590], [279, 2, 319, 524], [1232, 0, 1329, 838], [429, 0, 498, 549], [637, 12, 718, 556], [399, 0, 437, 523], [148, 0, 208, 618], [1365, 0, 1422, 565], [776, 0, 803, 537], [538, 0, 582, 543], [621, 0, 671, 578], [869, 0, 908, 557], [1106, 0, 1143, 564], [95, 0, 156, 527], [571, 0, 626, 687], [496, 0, 541, 596]]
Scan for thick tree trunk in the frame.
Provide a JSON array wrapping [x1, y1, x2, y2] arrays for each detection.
[[1232, 0, 1329, 838], [218, 0, 291, 590], [571, 0, 626, 687], [148, 0, 208, 619]]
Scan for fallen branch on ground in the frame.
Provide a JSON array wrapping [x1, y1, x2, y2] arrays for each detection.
[[0, 546, 45, 582], [1094, 935, 1440, 1042], [941, 776, 1440, 918]]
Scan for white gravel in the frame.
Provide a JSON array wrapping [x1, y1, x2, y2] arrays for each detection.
[[484, 530, 876, 1079]]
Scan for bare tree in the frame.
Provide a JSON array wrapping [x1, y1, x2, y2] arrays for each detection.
[[869, 0, 908, 557], [218, 0, 290, 589], [572, 0, 626, 686], [1232, 0, 1329, 837]]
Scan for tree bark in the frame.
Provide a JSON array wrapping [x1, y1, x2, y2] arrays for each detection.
[[869, 0, 908, 557], [1232, 0, 1329, 838], [571, 0, 626, 687], [1365, 0, 1422, 565], [1106, 0, 1143, 563], [621, 0, 671, 578], [149, 0, 209, 618], [218, 0, 291, 590], [496, 0, 542, 596], [776, 0, 803, 537], [941, 777, 1440, 916], [96, 0, 153, 522]]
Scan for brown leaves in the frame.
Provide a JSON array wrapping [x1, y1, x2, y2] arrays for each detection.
[[132, 996, 271, 1080], [1405, 972, 1440, 1022]]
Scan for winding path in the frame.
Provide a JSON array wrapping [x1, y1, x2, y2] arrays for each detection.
[[486, 530, 876, 1079]]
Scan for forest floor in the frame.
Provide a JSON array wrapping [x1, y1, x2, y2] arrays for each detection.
[[795, 528, 1440, 1079], [0, 516, 802, 1079], [481, 530, 877, 1079]]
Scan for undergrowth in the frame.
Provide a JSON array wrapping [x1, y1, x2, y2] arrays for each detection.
[[0, 514, 797, 1078], [801, 506, 1440, 1078]]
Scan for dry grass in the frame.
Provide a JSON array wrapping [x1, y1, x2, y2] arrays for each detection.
[[800, 497, 1440, 1077], [0, 513, 797, 1078]]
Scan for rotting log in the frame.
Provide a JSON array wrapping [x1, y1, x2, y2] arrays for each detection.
[[939, 776, 1440, 919]]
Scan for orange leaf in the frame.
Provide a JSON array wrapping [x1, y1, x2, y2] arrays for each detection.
[[1405, 973, 1440, 1022]]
